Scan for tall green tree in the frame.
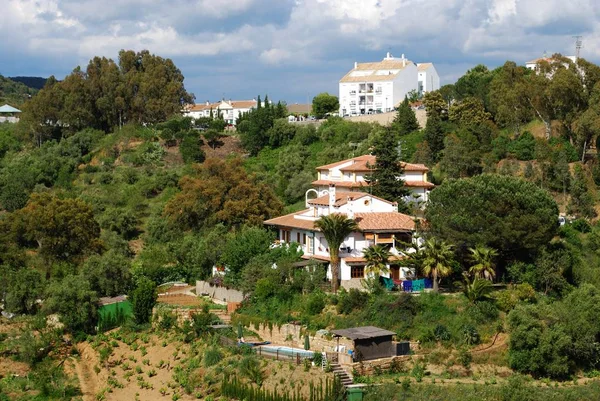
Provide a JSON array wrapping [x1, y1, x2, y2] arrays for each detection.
[[426, 174, 559, 262], [568, 164, 596, 218], [130, 277, 157, 324], [423, 110, 445, 161], [314, 214, 359, 293], [449, 97, 491, 127], [365, 129, 410, 210], [393, 97, 419, 136], [16, 193, 101, 275], [44, 275, 99, 334], [488, 61, 532, 134], [363, 245, 391, 276]]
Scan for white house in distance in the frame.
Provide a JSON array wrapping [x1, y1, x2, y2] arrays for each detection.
[[339, 53, 418, 116], [264, 184, 417, 289], [417, 63, 440, 96], [311, 154, 434, 205], [183, 99, 259, 125], [525, 54, 577, 73], [0, 104, 21, 123]]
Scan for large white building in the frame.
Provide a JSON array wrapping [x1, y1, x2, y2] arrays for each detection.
[[525, 55, 577, 72], [417, 63, 440, 96], [338, 53, 439, 116], [264, 184, 417, 289], [311, 154, 434, 205], [183, 99, 258, 125]]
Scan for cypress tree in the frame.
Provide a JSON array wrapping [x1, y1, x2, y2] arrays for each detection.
[[423, 110, 445, 161], [393, 96, 419, 136], [366, 128, 411, 211]]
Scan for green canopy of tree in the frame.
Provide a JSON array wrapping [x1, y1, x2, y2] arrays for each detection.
[[164, 158, 283, 230], [365, 129, 410, 210], [392, 97, 419, 136], [20, 50, 193, 140], [15, 193, 101, 267], [237, 95, 288, 155], [81, 249, 132, 297], [43, 275, 99, 334], [130, 277, 157, 324], [425, 174, 559, 260], [312, 93, 339, 118]]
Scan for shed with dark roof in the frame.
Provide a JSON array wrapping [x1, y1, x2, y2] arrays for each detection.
[[331, 326, 396, 361]]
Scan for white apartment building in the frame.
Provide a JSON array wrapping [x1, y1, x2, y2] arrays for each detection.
[[264, 184, 417, 289], [183, 99, 258, 125], [339, 53, 418, 116], [417, 63, 440, 95], [311, 154, 434, 205]]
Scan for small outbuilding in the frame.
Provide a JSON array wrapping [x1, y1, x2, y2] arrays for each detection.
[[331, 326, 396, 361], [0, 104, 22, 123]]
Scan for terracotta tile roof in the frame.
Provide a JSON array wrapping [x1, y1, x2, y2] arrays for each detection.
[[354, 212, 415, 231], [264, 210, 316, 230], [417, 63, 433, 71], [230, 100, 257, 109], [316, 155, 375, 170], [340, 59, 413, 83], [404, 181, 435, 188], [316, 155, 429, 173], [307, 191, 392, 207], [287, 103, 312, 114], [265, 210, 415, 232], [302, 254, 331, 262], [185, 100, 257, 112], [311, 180, 370, 188], [344, 255, 405, 264]]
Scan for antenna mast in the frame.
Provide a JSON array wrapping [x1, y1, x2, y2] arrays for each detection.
[[573, 36, 583, 60]]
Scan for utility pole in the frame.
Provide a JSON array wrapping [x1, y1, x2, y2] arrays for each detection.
[[573, 36, 583, 60]]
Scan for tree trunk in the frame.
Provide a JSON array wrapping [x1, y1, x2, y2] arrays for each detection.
[[433, 269, 439, 292], [582, 139, 587, 163], [331, 254, 340, 293]]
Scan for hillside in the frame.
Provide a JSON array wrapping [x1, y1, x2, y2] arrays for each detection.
[[8, 76, 47, 90], [0, 74, 37, 106]]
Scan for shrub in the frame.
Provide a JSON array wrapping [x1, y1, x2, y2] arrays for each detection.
[[336, 288, 369, 315], [305, 291, 326, 316], [462, 325, 480, 345], [433, 324, 451, 342], [203, 347, 222, 368]]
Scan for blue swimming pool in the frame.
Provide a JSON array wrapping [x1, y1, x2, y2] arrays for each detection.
[[257, 345, 314, 359]]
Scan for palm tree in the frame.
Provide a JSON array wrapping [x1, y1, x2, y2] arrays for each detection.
[[363, 245, 391, 276], [314, 213, 359, 293], [457, 274, 494, 303], [421, 238, 454, 292], [468, 245, 498, 281]]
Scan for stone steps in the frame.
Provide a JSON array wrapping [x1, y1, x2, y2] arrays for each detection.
[[330, 363, 353, 387]]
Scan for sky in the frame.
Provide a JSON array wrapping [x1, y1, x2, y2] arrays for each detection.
[[1, 0, 600, 103]]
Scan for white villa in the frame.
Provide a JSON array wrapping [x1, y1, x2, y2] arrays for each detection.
[[264, 184, 417, 289], [311, 154, 434, 205], [183, 99, 259, 125], [525, 55, 577, 74], [417, 63, 440, 96], [338, 53, 439, 116]]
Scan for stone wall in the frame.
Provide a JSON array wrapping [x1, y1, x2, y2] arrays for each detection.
[[196, 281, 244, 303], [352, 355, 413, 376], [248, 323, 353, 354]]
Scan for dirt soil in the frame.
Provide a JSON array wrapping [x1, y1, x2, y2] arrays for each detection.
[[202, 135, 244, 159], [73, 333, 197, 401], [157, 294, 204, 307]]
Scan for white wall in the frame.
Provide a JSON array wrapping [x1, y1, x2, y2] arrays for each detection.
[[392, 64, 418, 106]]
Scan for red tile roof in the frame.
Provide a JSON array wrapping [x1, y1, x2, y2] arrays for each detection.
[[264, 210, 415, 232], [404, 181, 435, 188], [307, 191, 393, 207], [316, 155, 374, 170], [311, 180, 370, 188], [316, 155, 429, 173]]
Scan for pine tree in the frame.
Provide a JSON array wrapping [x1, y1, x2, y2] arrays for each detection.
[[256, 95, 262, 109], [423, 110, 445, 161], [393, 96, 419, 136], [366, 129, 410, 211], [568, 164, 596, 218]]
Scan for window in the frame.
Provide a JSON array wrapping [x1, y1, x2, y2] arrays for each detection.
[[351, 266, 365, 278], [303, 233, 306, 244], [297, 232, 301, 243], [306, 236, 313, 254]]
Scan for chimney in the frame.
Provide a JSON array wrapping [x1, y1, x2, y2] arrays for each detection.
[[402, 53, 406, 67], [206, 100, 209, 106], [328, 184, 336, 214], [347, 196, 354, 219], [354, 61, 358, 69]]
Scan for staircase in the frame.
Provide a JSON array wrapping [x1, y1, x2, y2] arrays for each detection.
[[330, 362, 353, 388]]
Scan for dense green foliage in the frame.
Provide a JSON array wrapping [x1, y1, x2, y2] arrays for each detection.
[[311, 92, 339, 119], [0, 74, 38, 106]]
